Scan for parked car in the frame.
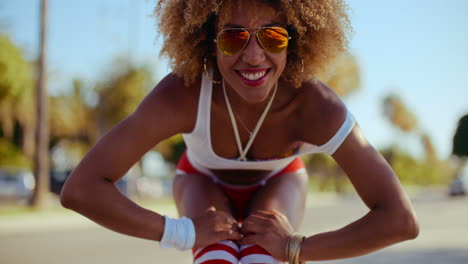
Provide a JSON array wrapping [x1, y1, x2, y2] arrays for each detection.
[[0, 167, 35, 201], [50, 168, 130, 196], [0, 166, 132, 201], [50, 169, 73, 195]]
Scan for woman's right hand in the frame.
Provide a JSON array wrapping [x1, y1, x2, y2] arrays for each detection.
[[191, 207, 243, 248]]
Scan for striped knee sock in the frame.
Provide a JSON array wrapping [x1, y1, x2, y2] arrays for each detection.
[[193, 240, 240, 264], [239, 245, 284, 264]]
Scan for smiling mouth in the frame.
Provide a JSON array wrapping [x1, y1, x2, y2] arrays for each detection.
[[236, 69, 271, 81]]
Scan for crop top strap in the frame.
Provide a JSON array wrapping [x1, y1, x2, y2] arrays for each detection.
[[317, 110, 356, 155], [189, 67, 213, 135]]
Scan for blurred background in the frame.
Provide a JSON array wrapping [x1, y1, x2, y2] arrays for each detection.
[[0, 0, 467, 263]]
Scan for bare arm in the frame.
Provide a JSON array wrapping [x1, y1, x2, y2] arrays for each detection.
[[60, 73, 192, 241], [240, 125, 419, 261], [240, 81, 419, 260], [299, 124, 419, 261], [60, 73, 244, 247], [299, 82, 419, 260]]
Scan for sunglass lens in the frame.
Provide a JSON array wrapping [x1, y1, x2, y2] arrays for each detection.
[[218, 29, 249, 56], [258, 27, 289, 53]]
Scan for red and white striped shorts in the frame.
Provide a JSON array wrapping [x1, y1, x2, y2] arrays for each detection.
[[176, 152, 305, 264]]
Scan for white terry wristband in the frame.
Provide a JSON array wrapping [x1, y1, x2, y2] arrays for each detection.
[[160, 216, 196, 251]]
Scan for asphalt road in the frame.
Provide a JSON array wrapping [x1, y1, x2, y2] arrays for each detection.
[[1, 189, 467, 264]]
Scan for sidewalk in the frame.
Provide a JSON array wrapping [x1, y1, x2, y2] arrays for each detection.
[[0, 186, 456, 235], [0, 199, 178, 235]]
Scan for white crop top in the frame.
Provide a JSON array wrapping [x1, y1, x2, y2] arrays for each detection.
[[182, 70, 356, 174]]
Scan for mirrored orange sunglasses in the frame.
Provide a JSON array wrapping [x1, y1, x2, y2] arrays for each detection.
[[215, 26, 291, 56]]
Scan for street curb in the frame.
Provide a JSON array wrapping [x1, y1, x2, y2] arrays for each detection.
[[0, 203, 178, 235]]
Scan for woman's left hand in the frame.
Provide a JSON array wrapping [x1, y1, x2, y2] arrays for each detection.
[[239, 210, 294, 261]]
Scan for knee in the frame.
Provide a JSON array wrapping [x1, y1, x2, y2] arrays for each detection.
[[174, 173, 214, 188], [173, 173, 209, 195], [288, 170, 309, 190], [268, 170, 308, 194]]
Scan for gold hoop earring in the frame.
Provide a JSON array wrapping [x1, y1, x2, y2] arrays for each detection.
[[204, 58, 221, 84], [300, 58, 304, 74]]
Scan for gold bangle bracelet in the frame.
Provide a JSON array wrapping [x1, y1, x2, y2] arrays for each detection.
[[286, 234, 305, 264]]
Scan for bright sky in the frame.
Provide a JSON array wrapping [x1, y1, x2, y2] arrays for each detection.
[[1, 0, 467, 159]]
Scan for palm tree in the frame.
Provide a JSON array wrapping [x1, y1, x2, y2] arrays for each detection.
[[383, 94, 438, 162], [383, 94, 418, 133], [30, 0, 50, 208], [314, 53, 361, 97], [322, 53, 361, 97]]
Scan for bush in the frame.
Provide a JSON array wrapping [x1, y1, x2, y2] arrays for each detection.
[[0, 138, 31, 169], [381, 147, 453, 185], [303, 147, 453, 193]]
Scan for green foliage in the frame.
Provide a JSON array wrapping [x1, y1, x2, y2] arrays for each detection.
[[0, 32, 35, 162], [49, 62, 156, 167], [0, 33, 34, 101], [318, 52, 361, 97], [453, 114, 468, 157], [95, 63, 152, 132], [0, 138, 32, 169], [49, 79, 96, 144], [155, 134, 186, 164], [383, 94, 418, 133], [303, 146, 452, 193], [421, 133, 437, 161], [382, 93, 439, 163], [381, 147, 453, 185], [303, 154, 351, 192], [0, 32, 35, 142]]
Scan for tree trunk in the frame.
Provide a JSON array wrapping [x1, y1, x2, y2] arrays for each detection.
[[0, 102, 14, 139], [30, 0, 50, 209], [20, 116, 36, 159]]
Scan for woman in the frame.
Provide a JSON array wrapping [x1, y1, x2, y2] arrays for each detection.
[[61, 0, 419, 263]]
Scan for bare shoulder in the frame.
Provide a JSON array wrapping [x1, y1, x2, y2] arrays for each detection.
[[136, 72, 200, 135], [296, 79, 347, 145], [62, 73, 201, 184]]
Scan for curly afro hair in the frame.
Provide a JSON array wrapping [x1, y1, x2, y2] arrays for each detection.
[[154, 0, 352, 87]]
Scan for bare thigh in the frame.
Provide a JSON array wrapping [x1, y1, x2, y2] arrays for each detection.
[[173, 173, 234, 218], [247, 171, 309, 230]]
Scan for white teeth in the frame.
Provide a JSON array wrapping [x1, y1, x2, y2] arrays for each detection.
[[239, 70, 267, 81]]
